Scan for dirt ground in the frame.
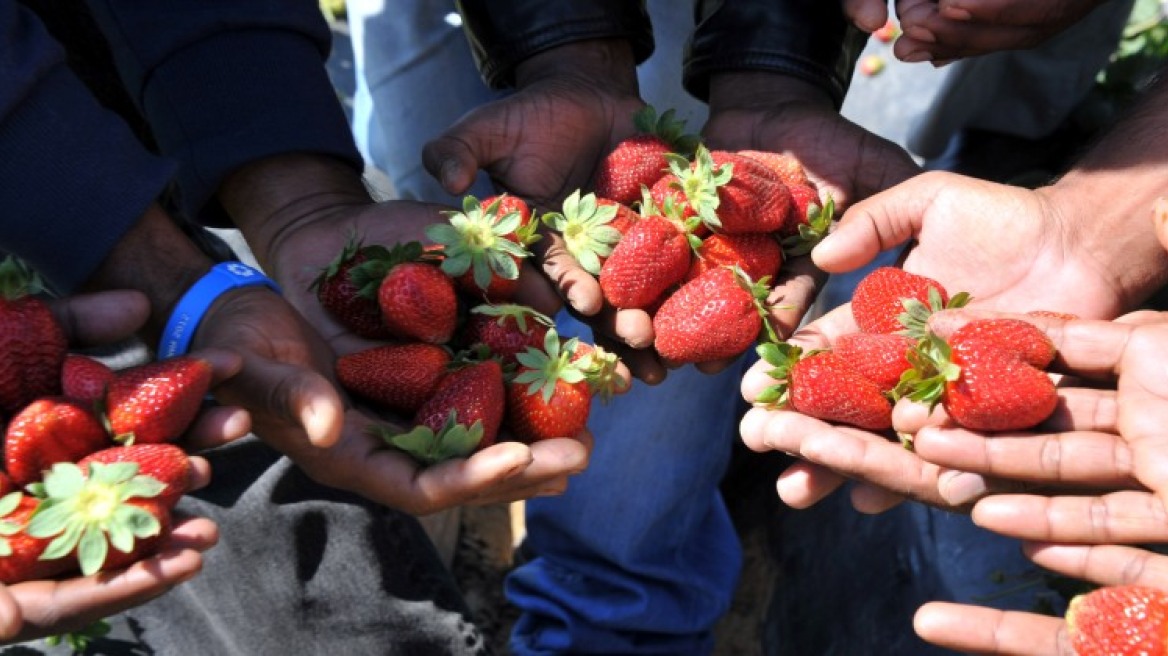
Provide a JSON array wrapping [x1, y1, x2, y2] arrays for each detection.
[[451, 448, 790, 655]]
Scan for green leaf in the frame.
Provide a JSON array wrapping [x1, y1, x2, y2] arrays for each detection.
[[76, 526, 110, 575]]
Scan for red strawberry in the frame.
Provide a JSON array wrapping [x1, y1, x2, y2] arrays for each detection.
[[599, 213, 696, 310], [377, 261, 458, 344], [593, 106, 699, 206], [505, 331, 594, 442], [5, 397, 111, 486], [780, 190, 835, 257], [687, 233, 783, 283], [376, 359, 505, 464], [654, 267, 772, 364], [311, 237, 395, 340], [736, 150, 810, 188], [900, 332, 1058, 432], [873, 20, 900, 43], [336, 342, 452, 415], [755, 343, 893, 431], [79, 443, 191, 509], [833, 332, 915, 392], [0, 493, 68, 584], [0, 256, 66, 414], [105, 356, 213, 444], [61, 354, 114, 403], [851, 267, 967, 336], [9, 458, 174, 580], [426, 195, 532, 302], [949, 318, 1056, 369], [664, 146, 794, 235], [457, 304, 553, 366], [1066, 584, 1168, 656], [542, 190, 637, 276]]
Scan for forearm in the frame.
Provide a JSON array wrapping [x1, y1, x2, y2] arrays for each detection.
[[1041, 74, 1168, 309]]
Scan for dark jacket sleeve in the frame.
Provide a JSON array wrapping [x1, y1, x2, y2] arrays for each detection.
[[0, 1, 175, 292], [685, 0, 869, 108], [456, 0, 654, 89], [84, 0, 362, 225]]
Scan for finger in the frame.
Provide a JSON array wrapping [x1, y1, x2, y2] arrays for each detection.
[[532, 230, 606, 316], [50, 290, 150, 347], [812, 171, 956, 273], [592, 332, 662, 386], [421, 122, 491, 196], [912, 426, 1136, 489], [179, 404, 252, 452], [973, 491, 1168, 543], [776, 460, 848, 509], [215, 354, 344, 448], [843, 0, 890, 31], [1025, 542, 1168, 590], [849, 481, 907, 514], [184, 455, 212, 492], [764, 253, 830, 340], [914, 601, 1070, 656], [510, 260, 564, 319], [937, 0, 1073, 26], [0, 586, 21, 642]]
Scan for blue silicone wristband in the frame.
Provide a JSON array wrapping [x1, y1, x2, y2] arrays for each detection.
[[158, 261, 281, 358]]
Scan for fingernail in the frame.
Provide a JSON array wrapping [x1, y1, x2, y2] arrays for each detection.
[[900, 50, 932, 63], [932, 59, 956, 68], [439, 159, 462, 191], [940, 472, 988, 506]]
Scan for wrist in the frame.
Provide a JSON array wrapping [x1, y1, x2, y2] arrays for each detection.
[[158, 261, 281, 358], [515, 39, 639, 95], [708, 72, 834, 114], [82, 204, 218, 341], [219, 153, 372, 270]]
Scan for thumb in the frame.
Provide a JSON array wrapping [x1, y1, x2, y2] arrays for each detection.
[[1154, 197, 1168, 254], [216, 354, 344, 448], [812, 171, 947, 273], [844, 0, 889, 32], [422, 109, 504, 196]]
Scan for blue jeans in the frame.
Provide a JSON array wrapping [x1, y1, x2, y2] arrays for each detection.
[[347, 2, 737, 652]]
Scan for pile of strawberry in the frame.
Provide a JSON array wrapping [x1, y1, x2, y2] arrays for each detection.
[[756, 267, 1063, 434], [313, 197, 622, 465], [0, 257, 209, 583], [541, 105, 835, 365]]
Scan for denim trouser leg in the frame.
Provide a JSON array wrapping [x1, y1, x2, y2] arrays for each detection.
[[508, 312, 745, 655]]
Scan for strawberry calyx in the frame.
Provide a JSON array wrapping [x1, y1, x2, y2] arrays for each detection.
[[664, 145, 732, 233], [781, 194, 836, 257], [378, 412, 486, 465], [511, 330, 587, 403], [891, 332, 961, 408], [753, 341, 814, 407], [632, 105, 700, 156], [639, 185, 705, 253], [728, 265, 781, 345], [309, 232, 369, 292], [571, 343, 624, 402], [347, 241, 439, 299], [898, 287, 971, 340], [542, 190, 624, 275], [470, 303, 554, 335], [0, 255, 48, 300], [24, 462, 165, 575], [0, 491, 26, 557], [426, 194, 532, 291]]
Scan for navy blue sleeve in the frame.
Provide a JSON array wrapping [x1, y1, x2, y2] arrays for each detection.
[[84, 0, 363, 225], [0, 1, 175, 292]]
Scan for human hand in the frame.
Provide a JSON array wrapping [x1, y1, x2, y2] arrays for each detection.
[[0, 289, 229, 645], [915, 542, 1168, 655], [221, 156, 598, 514], [892, 0, 1111, 64], [421, 40, 670, 382]]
